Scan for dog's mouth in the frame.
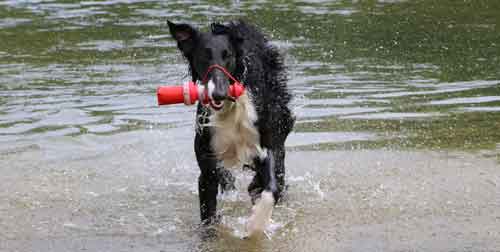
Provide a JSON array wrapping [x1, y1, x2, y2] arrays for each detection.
[[206, 79, 230, 111], [210, 100, 224, 110]]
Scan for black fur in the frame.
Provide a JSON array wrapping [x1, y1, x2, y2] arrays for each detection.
[[168, 20, 295, 224]]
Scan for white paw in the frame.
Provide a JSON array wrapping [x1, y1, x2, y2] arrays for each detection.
[[246, 191, 274, 238]]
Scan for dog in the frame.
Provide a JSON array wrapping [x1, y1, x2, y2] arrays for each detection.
[[167, 20, 295, 237]]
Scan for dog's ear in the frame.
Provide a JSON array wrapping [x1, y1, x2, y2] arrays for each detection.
[[167, 20, 198, 56], [227, 21, 246, 46], [211, 21, 245, 52], [211, 23, 231, 35]]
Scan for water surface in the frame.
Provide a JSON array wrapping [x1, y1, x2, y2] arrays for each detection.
[[1, 1, 500, 251]]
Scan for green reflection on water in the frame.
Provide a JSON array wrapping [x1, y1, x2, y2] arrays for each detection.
[[2, 0, 499, 77], [1, 0, 500, 151], [255, 0, 500, 81], [295, 111, 500, 150]]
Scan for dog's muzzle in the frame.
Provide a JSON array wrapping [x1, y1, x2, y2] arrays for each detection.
[[207, 80, 225, 110]]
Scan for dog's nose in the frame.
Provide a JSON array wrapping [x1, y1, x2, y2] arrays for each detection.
[[211, 88, 227, 101], [212, 89, 226, 101]]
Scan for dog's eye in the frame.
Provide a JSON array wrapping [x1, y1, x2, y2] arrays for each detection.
[[222, 50, 231, 60]]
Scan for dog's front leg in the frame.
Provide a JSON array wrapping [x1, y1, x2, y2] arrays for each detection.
[[246, 148, 277, 236], [195, 131, 219, 224], [194, 126, 219, 224], [257, 148, 278, 199]]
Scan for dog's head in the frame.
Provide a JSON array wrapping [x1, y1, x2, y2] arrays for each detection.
[[168, 20, 243, 109]]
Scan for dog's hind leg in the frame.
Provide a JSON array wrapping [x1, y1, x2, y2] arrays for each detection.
[[216, 163, 236, 193], [272, 144, 287, 201], [273, 113, 295, 201]]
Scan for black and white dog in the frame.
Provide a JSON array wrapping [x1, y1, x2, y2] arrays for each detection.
[[167, 20, 294, 236]]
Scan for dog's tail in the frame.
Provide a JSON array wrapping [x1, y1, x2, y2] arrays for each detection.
[[246, 191, 274, 238]]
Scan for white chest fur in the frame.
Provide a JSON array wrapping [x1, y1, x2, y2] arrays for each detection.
[[210, 93, 261, 168]]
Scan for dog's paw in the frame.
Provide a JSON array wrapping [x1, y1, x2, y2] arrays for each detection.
[[201, 214, 222, 226], [220, 181, 236, 193], [246, 191, 274, 238], [217, 167, 236, 193], [274, 184, 290, 203]]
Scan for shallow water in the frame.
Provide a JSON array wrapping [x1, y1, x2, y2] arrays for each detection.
[[1, 1, 500, 251]]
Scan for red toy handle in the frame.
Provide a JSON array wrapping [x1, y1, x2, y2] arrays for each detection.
[[157, 81, 245, 106], [229, 83, 245, 99], [156, 85, 185, 105]]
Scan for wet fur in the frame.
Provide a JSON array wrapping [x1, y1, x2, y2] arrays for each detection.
[[169, 20, 295, 236], [210, 93, 261, 169]]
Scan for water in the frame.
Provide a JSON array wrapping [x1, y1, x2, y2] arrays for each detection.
[[1, 1, 500, 251]]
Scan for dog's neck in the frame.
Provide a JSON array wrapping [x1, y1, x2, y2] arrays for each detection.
[[198, 93, 260, 169]]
